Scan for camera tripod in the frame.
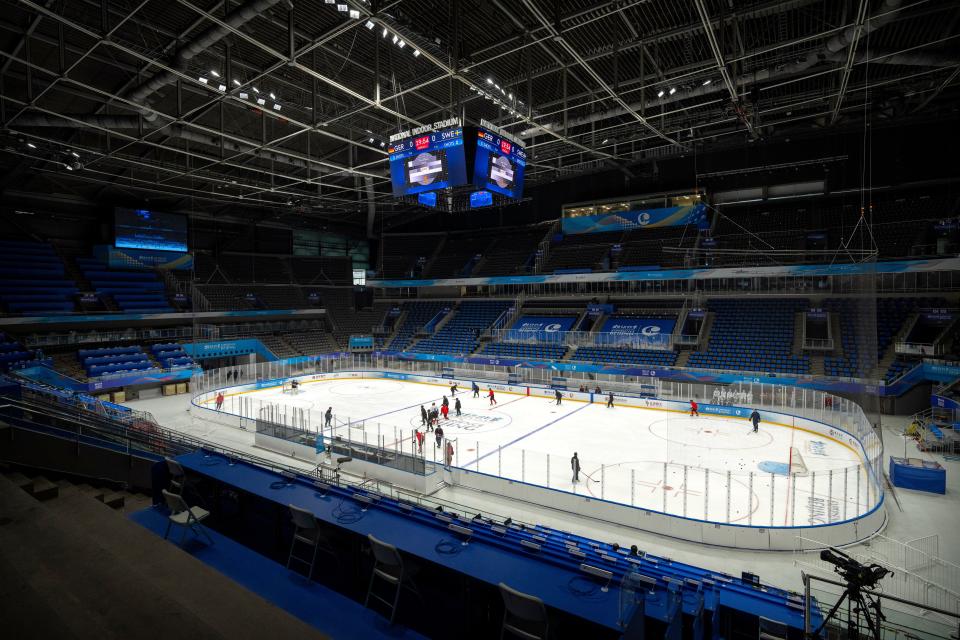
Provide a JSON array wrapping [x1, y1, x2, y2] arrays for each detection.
[[813, 581, 885, 640]]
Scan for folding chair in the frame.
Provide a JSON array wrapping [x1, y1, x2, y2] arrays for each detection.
[[162, 489, 213, 547], [499, 582, 549, 640], [364, 534, 419, 624], [286, 504, 339, 579], [165, 457, 186, 496]]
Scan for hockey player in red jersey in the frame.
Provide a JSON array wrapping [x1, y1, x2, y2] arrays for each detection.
[[689, 399, 699, 417], [488, 388, 497, 406]]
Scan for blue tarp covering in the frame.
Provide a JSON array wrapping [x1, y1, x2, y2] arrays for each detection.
[[889, 457, 946, 494]]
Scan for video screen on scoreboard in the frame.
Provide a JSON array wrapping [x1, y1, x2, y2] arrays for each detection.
[[389, 126, 468, 196], [469, 190, 493, 208], [473, 127, 526, 199], [114, 207, 188, 253]]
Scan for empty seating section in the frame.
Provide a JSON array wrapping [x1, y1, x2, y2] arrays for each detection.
[[76, 257, 172, 313], [410, 301, 511, 355], [482, 343, 567, 360], [617, 226, 699, 269], [215, 254, 290, 283], [543, 231, 620, 272], [195, 285, 307, 311], [255, 335, 301, 359], [379, 234, 441, 278], [282, 331, 339, 356], [0, 332, 48, 371], [689, 299, 810, 374], [472, 227, 546, 276], [570, 346, 678, 367], [822, 300, 877, 378], [387, 301, 447, 351], [322, 289, 391, 348], [290, 257, 352, 285], [885, 358, 920, 383], [0, 240, 77, 314], [79, 345, 156, 377], [150, 342, 194, 368], [424, 234, 497, 278]]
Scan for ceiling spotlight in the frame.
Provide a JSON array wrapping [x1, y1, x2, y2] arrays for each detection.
[[70, 150, 79, 158], [412, 49, 420, 57], [669, 87, 677, 95], [365, 20, 375, 29], [210, 70, 220, 78], [336, 3, 347, 11], [508, 93, 513, 99], [601, 138, 609, 144], [324, 0, 334, 3], [486, 78, 493, 84], [64, 163, 73, 170], [252, 86, 260, 93], [349, 9, 360, 19], [239, 91, 249, 99], [382, 27, 388, 38], [199, 76, 209, 84], [379, 141, 385, 147], [657, 89, 665, 98], [392, 34, 398, 44], [217, 84, 227, 92], [273, 103, 281, 111], [256, 97, 266, 106], [26, 142, 36, 149], [702, 79, 712, 85], [369, 137, 375, 143], [397, 39, 405, 49], [233, 78, 241, 86], [269, 92, 276, 100]]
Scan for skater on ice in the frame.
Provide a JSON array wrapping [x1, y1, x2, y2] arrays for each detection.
[[215, 391, 224, 411], [571, 452, 580, 483], [472, 381, 480, 398], [607, 391, 614, 408], [689, 399, 699, 417], [454, 397, 462, 416], [488, 388, 497, 405], [441, 403, 449, 420], [325, 406, 333, 428], [750, 408, 761, 433], [442, 395, 449, 409], [420, 405, 428, 427], [555, 389, 562, 405], [450, 383, 458, 396], [435, 425, 444, 449]]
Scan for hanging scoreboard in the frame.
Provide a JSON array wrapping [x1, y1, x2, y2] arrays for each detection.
[[388, 120, 468, 196], [473, 125, 526, 199]]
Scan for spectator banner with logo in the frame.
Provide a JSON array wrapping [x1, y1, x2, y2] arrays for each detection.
[[505, 316, 576, 342], [561, 203, 709, 235], [599, 317, 675, 347]]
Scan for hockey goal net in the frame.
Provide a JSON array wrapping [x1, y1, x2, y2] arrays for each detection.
[[789, 446, 810, 476], [281, 380, 300, 394]]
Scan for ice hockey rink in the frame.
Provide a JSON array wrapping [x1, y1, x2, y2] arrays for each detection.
[[191, 374, 873, 529]]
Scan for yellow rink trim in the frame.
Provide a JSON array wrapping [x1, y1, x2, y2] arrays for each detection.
[[199, 373, 866, 465]]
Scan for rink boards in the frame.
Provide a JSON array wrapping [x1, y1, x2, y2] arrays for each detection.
[[192, 369, 886, 550]]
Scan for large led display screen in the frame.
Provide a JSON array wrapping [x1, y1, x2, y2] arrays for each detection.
[[389, 126, 467, 196], [114, 208, 188, 253], [473, 127, 526, 199]]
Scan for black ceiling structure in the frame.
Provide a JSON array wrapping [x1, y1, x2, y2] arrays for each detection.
[[0, 0, 957, 230]]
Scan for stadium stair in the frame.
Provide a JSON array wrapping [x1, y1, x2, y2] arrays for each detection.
[[0, 471, 329, 640]]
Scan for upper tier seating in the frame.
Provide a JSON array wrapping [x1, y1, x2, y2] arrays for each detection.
[[689, 299, 810, 375], [423, 234, 497, 278], [379, 234, 442, 278], [321, 288, 391, 348], [387, 301, 447, 351], [215, 254, 290, 283], [149, 342, 194, 369], [290, 257, 353, 286], [194, 285, 307, 311], [78, 344, 158, 377], [0, 240, 77, 315], [0, 332, 50, 371], [472, 226, 547, 277], [76, 257, 172, 313], [410, 300, 512, 355], [542, 231, 621, 273], [616, 226, 699, 269], [281, 330, 340, 356]]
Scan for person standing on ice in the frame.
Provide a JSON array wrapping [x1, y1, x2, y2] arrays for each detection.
[[325, 407, 333, 428], [472, 381, 480, 398], [441, 403, 449, 420], [607, 391, 614, 408], [442, 395, 449, 409], [450, 382, 458, 396], [750, 408, 761, 433], [215, 392, 224, 411], [555, 389, 562, 405], [435, 424, 444, 449], [420, 405, 428, 427], [571, 452, 581, 483], [689, 399, 699, 417], [488, 388, 497, 406], [454, 397, 462, 416]]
